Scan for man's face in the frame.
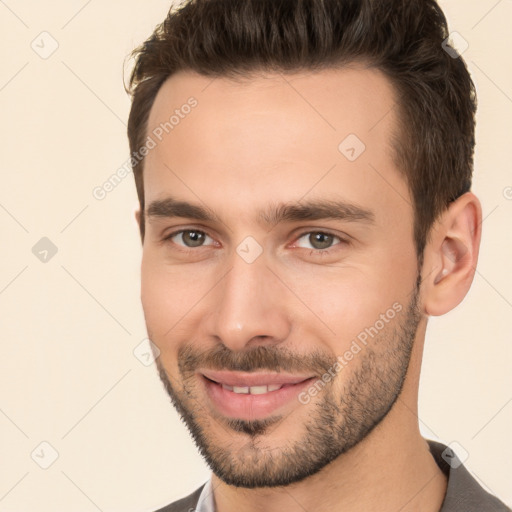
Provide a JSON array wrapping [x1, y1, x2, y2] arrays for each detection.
[[140, 67, 423, 487]]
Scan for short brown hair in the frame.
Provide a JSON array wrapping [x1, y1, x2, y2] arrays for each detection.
[[126, 0, 477, 265]]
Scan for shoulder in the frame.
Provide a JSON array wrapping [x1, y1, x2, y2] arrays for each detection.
[[152, 483, 206, 512], [427, 440, 511, 512]]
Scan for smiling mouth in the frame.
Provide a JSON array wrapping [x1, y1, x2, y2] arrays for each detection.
[[200, 372, 316, 420], [203, 376, 305, 395], [199, 369, 315, 389]]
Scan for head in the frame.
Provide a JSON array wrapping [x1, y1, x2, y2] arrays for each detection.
[[127, 0, 481, 488]]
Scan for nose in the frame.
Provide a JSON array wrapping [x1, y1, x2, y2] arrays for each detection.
[[205, 250, 291, 352]]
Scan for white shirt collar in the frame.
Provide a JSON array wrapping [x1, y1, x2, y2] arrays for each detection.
[[196, 477, 215, 512]]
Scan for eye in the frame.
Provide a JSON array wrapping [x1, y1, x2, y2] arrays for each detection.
[[164, 229, 215, 249], [161, 228, 348, 255], [294, 231, 346, 252]]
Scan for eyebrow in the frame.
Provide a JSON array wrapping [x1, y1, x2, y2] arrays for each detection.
[[146, 196, 375, 227]]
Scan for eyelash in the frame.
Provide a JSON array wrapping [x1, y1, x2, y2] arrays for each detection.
[[162, 228, 349, 256]]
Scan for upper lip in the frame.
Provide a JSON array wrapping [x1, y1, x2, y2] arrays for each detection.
[[199, 369, 314, 387]]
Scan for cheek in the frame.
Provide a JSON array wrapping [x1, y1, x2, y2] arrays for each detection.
[[140, 255, 216, 340], [293, 279, 386, 344], [141, 263, 170, 329], [140, 263, 183, 374], [288, 258, 414, 349], [140, 254, 186, 339]]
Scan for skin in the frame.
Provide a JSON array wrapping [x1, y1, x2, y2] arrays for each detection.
[[136, 66, 482, 512]]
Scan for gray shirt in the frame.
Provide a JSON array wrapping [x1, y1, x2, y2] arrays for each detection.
[[155, 439, 511, 512]]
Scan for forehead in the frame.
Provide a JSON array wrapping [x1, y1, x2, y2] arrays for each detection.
[[147, 65, 399, 143], [143, 66, 410, 228]]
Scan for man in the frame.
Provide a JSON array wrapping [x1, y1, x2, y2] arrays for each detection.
[[126, 0, 511, 511]]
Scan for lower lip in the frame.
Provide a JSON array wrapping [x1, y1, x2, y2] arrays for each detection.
[[201, 375, 315, 420]]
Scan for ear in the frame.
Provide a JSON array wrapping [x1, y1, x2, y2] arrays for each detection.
[[421, 192, 482, 316]]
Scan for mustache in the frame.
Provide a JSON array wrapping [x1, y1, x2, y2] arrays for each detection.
[[177, 342, 337, 377]]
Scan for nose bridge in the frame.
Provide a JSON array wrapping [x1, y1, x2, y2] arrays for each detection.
[[209, 247, 290, 351]]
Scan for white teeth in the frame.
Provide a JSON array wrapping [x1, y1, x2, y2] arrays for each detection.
[[222, 384, 284, 394], [249, 385, 269, 395]]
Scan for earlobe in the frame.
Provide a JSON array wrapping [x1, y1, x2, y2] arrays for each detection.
[[422, 192, 482, 316]]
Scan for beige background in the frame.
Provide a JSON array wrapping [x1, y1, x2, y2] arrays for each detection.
[[0, 1, 511, 510]]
